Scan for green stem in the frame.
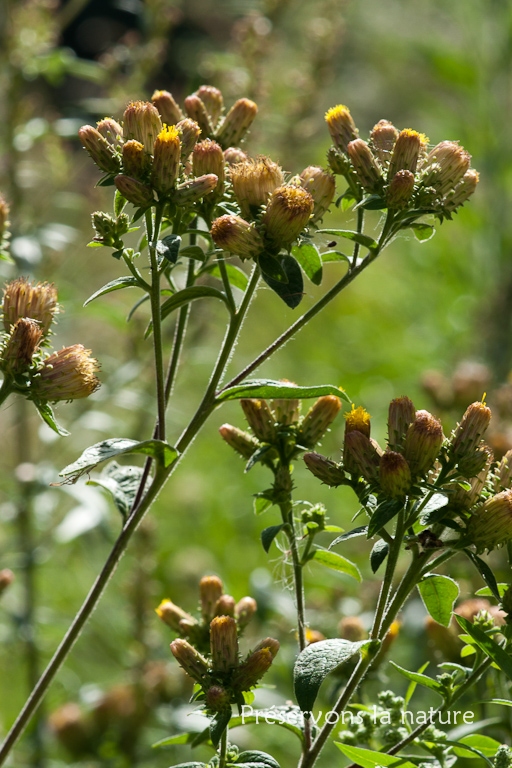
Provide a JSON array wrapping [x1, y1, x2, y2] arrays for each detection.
[[122, 251, 150, 291], [0, 376, 13, 406], [146, 205, 166, 441], [217, 253, 236, 314], [371, 506, 406, 640], [218, 726, 228, 768]]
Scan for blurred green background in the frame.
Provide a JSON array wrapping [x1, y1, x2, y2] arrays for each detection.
[[1, 0, 512, 766]]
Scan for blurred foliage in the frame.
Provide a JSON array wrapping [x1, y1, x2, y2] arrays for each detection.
[[1, 0, 512, 766]]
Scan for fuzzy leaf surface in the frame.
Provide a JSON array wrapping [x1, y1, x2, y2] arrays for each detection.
[[59, 438, 177, 480], [294, 639, 368, 712]]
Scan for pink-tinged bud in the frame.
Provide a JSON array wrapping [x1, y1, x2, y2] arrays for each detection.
[[114, 174, 154, 207], [170, 638, 209, 682], [122, 100, 162, 153], [379, 451, 411, 498], [369, 120, 399, 165], [176, 118, 202, 158], [151, 125, 181, 193], [1, 318, 43, 373], [347, 139, 383, 193], [497, 449, 512, 491], [196, 85, 224, 127], [3, 277, 58, 334], [184, 94, 213, 137], [468, 490, 512, 552], [299, 395, 342, 448], [386, 170, 415, 209], [444, 169, 479, 212], [0, 195, 9, 241], [214, 594, 236, 617], [210, 615, 239, 672], [122, 140, 147, 179], [224, 147, 249, 165], [271, 384, 301, 425], [299, 166, 336, 221], [421, 141, 471, 196], [205, 685, 231, 712], [192, 139, 225, 199], [388, 129, 426, 178], [240, 398, 276, 442], [0, 569, 14, 596], [303, 451, 346, 486], [233, 638, 279, 690], [451, 401, 492, 459], [235, 596, 257, 630], [230, 157, 284, 218], [151, 89, 184, 125], [31, 345, 100, 402], [210, 214, 265, 260], [325, 104, 359, 153], [219, 424, 260, 459], [216, 98, 258, 148], [171, 173, 218, 204], [96, 117, 123, 148], [387, 396, 416, 451], [260, 185, 314, 247], [199, 575, 224, 622], [155, 599, 196, 633], [343, 430, 380, 481], [403, 409, 444, 477], [79, 125, 120, 174], [338, 616, 366, 642]]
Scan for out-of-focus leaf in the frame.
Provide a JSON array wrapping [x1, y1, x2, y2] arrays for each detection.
[[88, 462, 149, 519]]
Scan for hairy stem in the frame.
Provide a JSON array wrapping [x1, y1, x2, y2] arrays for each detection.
[[146, 205, 166, 441]]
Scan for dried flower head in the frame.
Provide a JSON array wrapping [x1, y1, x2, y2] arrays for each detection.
[[230, 157, 284, 218], [3, 277, 58, 335], [31, 345, 100, 402], [260, 185, 314, 247], [211, 214, 265, 260], [1, 318, 43, 373]]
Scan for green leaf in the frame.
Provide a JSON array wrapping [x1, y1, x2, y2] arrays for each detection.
[[291, 243, 323, 285], [370, 539, 389, 573], [114, 189, 127, 216], [254, 494, 274, 515], [33, 400, 70, 436], [152, 732, 207, 747], [419, 493, 449, 525], [310, 549, 361, 581], [367, 499, 403, 538], [217, 379, 349, 403], [335, 743, 417, 768], [228, 708, 304, 741], [59, 438, 177, 481], [316, 229, 379, 254], [258, 250, 288, 282], [210, 708, 231, 747], [294, 639, 368, 712], [261, 524, 284, 553], [320, 250, 350, 263], [127, 293, 150, 321], [389, 662, 443, 694], [261, 254, 304, 309], [206, 263, 249, 290], [87, 462, 148, 520], [157, 234, 181, 263], [232, 750, 281, 768], [329, 525, 367, 548], [418, 573, 459, 627], [341, 193, 356, 212], [357, 194, 387, 211], [179, 244, 206, 261], [410, 222, 436, 242], [475, 583, 509, 598], [463, 550, 501, 601], [245, 444, 275, 472], [404, 661, 429, 705], [455, 616, 512, 682], [83, 276, 141, 306], [478, 698, 512, 707], [451, 734, 501, 760]]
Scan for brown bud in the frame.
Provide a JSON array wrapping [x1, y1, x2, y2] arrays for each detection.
[[170, 638, 209, 682], [122, 139, 147, 179], [192, 139, 225, 199], [344, 430, 381, 481], [387, 396, 416, 452], [210, 615, 239, 672], [240, 398, 276, 442], [196, 85, 224, 127], [388, 129, 426, 177], [233, 638, 279, 690], [152, 89, 184, 124], [214, 594, 236, 617], [156, 599, 196, 633], [123, 100, 162, 153], [379, 451, 411, 498], [184, 94, 213, 137], [369, 120, 399, 165], [114, 174, 154, 207], [303, 451, 345, 486], [1, 318, 42, 373], [176, 118, 202, 158], [299, 166, 336, 222], [444, 170, 479, 212], [151, 125, 181, 193], [347, 139, 383, 193], [96, 117, 123, 147], [271, 384, 301, 426], [224, 147, 249, 165], [467, 490, 512, 552], [171, 174, 218, 204], [205, 685, 231, 712], [219, 424, 260, 459], [235, 596, 257, 630], [199, 575, 224, 622], [421, 141, 471, 196], [403, 410, 444, 477], [210, 214, 265, 260], [386, 170, 415, 209], [78, 125, 120, 174], [216, 98, 258, 148], [451, 401, 491, 459], [299, 395, 342, 448]]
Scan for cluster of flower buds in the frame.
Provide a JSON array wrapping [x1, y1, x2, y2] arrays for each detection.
[[325, 104, 478, 220], [156, 574, 279, 712], [0, 278, 100, 402], [219, 391, 342, 471]]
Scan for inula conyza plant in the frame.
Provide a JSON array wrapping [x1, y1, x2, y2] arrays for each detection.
[[1, 87, 511, 768]]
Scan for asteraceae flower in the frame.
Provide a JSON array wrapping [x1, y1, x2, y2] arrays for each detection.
[[216, 98, 258, 148], [210, 615, 239, 672], [379, 450, 411, 498], [299, 395, 342, 448], [151, 125, 181, 193], [211, 214, 265, 260], [388, 129, 427, 177], [450, 401, 491, 458], [468, 490, 512, 552], [78, 125, 120, 174], [31, 345, 100, 402], [199, 576, 224, 622], [170, 638, 209, 682], [325, 104, 359, 153], [347, 139, 383, 193], [260, 185, 314, 247], [403, 410, 444, 477], [230, 157, 284, 218], [151, 89, 184, 125], [184, 94, 213, 137], [196, 85, 224, 127], [232, 638, 279, 690], [1, 318, 42, 373], [3, 277, 58, 335], [156, 599, 196, 633], [299, 166, 336, 221], [123, 100, 162, 153]]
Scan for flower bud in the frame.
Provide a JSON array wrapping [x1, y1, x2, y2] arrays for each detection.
[[170, 638, 209, 682], [457, 444, 491, 478], [78, 125, 120, 174], [386, 170, 415, 209], [451, 401, 491, 459], [421, 141, 471, 196], [91, 211, 130, 247], [344, 404, 371, 438], [240, 398, 276, 442], [379, 451, 411, 498], [444, 170, 479, 212], [0, 568, 14, 596], [184, 94, 213, 137], [96, 117, 123, 148], [122, 140, 147, 179], [196, 85, 224, 127], [298, 395, 342, 448], [31, 345, 100, 402], [219, 424, 260, 459], [216, 98, 258, 148], [260, 185, 314, 247], [210, 615, 239, 672], [467, 490, 512, 552], [403, 410, 444, 477], [338, 616, 366, 642], [151, 125, 181, 194], [211, 214, 265, 260], [497, 449, 512, 491], [0, 195, 9, 242], [325, 104, 359, 153], [369, 120, 399, 165], [388, 129, 425, 178], [303, 451, 346, 486], [224, 146, 249, 165], [347, 139, 383, 193], [448, 449, 492, 510], [230, 157, 284, 218], [214, 594, 236, 617], [123, 100, 162, 153], [199, 575, 224, 622], [114, 174, 154, 208], [1, 318, 43, 373], [493, 745, 512, 768], [156, 599, 196, 633], [171, 174, 218, 204], [233, 638, 279, 690], [3, 277, 58, 334], [48, 703, 90, 755], [152, 89, 184, 125], [271, 385, 301, 426], [176, 118, 202, 158], [387, 396, 416, 452], [235, 596, 257, 630], [192, 139, 225, 199], [205, 685, 231, 712], [327, 146, 353, 176], [299, 166, 336, 222], [343, 430, 380, 481]]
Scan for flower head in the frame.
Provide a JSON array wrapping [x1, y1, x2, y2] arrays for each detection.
[[403, 409, 444, 478], [468, 490, 512, 552], [3, 277, 58, 335], [184, 94, 213, 138], [78, 125, 120, 174], [325, 105, 359, 153], [151, 89, 184, 125], [230, 157, 284, 218], [1, 318, 43, 373], [211, 214, 264, 260], [260, 185, 314, 247], [299, 166, 336, 221], [151, 125, 181, 194], [216, 98, 258, 148], [123, 101, 162, 153], [31, 345, 100, 402]]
